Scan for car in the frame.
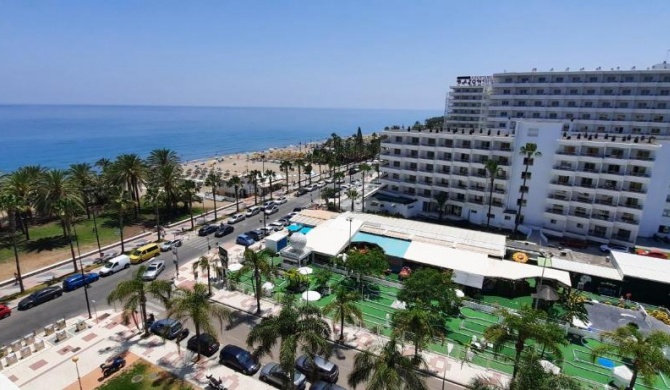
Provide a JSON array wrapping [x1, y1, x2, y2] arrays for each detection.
[[236, 234, 256, 247], [228, 214, 246, 224], [261, 200, 276, 210], [214, 224, 234, 237], [275, 196, 288, 205], [160, 239, 183, 251], [293, 207, 304, 212], [296, 187, 309, 196], [316, 181, 326, 188], [310, 381, 347, 390], [288, 212, 299, 218], [18, 286, 63, 310], [335, 178, 345, 184], [62, 273, 100, 291], [340, 184, 350, 191], [599, 244, 631, 253], [277, 218, 291, 226], [636, 249, 667, 259], [245, 230, 266, 242], [0, 304, 11, 319], [246, 206, 261, 217], [142, 260, 165, 280], [219, 344, 261, 375], [186, 333, 220, 357], [93, 251, 119, 264], [150, 318, 188, 341], [198, 224, 217, 236], [99, 255, 131, 276], [268, 222, 285, 231], [264, 205, 279, 215], [260, 362, 307, 390], [324, 178, 333, 184], [295, 354, 339, 383]]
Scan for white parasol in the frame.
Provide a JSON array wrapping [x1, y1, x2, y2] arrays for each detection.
[[539, 360, 560, 375], [228, 263, 243, 272], [301, 291, 321, 302], [455, 289, 465, 298], [297, 266, 313, 275], [612, 365, 633, 387]]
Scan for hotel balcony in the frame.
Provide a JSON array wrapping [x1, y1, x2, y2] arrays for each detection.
[[615, 216, 639, 226]]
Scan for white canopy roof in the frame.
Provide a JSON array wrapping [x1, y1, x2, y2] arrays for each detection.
[[550, 257, 623, 281], [305, 217, 364, 257], [404, 241, 572, 287], [611, 251, 670, 284]]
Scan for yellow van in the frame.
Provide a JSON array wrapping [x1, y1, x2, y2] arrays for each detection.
[[129, 243, 161, 264]]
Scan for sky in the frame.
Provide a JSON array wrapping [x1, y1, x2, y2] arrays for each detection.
[[1, 1, 669, 110]]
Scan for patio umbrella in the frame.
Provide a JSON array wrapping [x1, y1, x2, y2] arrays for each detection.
[[298, 266, 313, 275], [534, 284, 559, 301], [262, 282, 274, 291], [455, 289, 465, 298], [539, 360, 560, 375], [228, 263, 243, 272], [301, 291, 321, 302], [612, 365, 633, 387]]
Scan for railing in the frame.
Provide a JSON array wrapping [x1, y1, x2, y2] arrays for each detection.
[[618, 203, 643, 210]]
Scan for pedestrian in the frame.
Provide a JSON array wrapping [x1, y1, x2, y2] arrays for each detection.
[[13, 272, 18, 286]]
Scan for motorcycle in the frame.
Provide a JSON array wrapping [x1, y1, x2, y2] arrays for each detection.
[[100, 355, 126, 377], [206, 373, 227, 390]]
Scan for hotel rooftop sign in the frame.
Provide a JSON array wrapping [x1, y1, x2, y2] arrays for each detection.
[[456, 76, 493, 86]]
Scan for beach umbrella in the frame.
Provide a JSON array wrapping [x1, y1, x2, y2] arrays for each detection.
[[539, 360, 560, 375], [455, 289, 465, 298], [298, 266, 313, 275]]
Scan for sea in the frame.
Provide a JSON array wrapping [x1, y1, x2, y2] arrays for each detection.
[[0, 105, 440, 172]]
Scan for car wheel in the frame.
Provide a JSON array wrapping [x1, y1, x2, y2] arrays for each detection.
[[124, 264, 130, 269], [2, 313, 9, 319], [259, 375, 267, 382]]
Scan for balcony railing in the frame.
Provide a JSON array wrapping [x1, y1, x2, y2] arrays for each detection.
[[616, 217, 639, 224], [623, 187, 647, 194], [592, 214, 612, 221], [594, 199, 615, 206], [545, 208, 566, 215], [618, 203, 643, 210], [588, 230, 608, 238]]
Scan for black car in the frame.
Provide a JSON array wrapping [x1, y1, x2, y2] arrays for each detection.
[[186, 333, 220, 357], [295, 354, 339, 383], [296, 187, 309, 196], [246, 229, 266, 242], [18, 286, 63, 310], [214, 224, 234, 238], [198, 224, 218, 236], [150, 318, 189, 341], [310, 381, 346, 390], [219, 344, 261, 375]]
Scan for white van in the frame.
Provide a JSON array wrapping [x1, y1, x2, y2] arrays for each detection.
[[246, 206, 261, 217], [99, 254, 131, 276]]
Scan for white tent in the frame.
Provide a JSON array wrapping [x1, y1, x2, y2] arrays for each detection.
[[612, 365, 633, 387]]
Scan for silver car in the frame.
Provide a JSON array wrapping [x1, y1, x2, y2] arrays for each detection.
[[142, 260, 165, 281], [160, 239, 182, 251], [260, 362, 307, 390]]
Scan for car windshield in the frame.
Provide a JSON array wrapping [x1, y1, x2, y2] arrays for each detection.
[[131, 249, 141, 256], [104, 261, 115, 268], [238, 351, 253, 364], [147, 265, 158, 271]]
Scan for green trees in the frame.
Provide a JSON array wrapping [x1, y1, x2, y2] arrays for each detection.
[[264, 169, 276, 199], [397, 268, 458, 315], [246, 170, 261, 206], [348, 336, 428, 390], [109, 153, 146, 217], [168, 283, 232, 360], [555, 289, 590, 324], [483, 305, 566, 382], [484, 159, 502, 228], [294, 158, 305, 189], [590, 324, 670, 389], [514, 143, 541, 233], [107, 265, 173, 337], [147, 148, 182, 219], [345, 188, 359, 211], [358, 163, 372, 212], [247, 295, 331, 388], [322, 287, 363, 342], [345, 248, 388, 292], [279, 160, 293, 191], [205, 171, 222, 220], [227, 175, 243, 212], [434, 191, 449, 221], [0, 193, 25, 292], [392, 307, 443, 359], [68, 162, 95, 219], [178, 179, 199, 230], [191, 255, 215, 296], [108, 188, 133, 253], [239, 249, 278, 315]]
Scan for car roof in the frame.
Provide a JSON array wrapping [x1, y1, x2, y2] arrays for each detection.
[[148, 260, 163, 266], [154, 318, 178, 327], [298, 354, 335, 370]]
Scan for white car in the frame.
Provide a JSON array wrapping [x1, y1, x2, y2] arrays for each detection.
[[142, 260, 165, 281], [160, 239, 182, 252], [275, 196, 288, 205], [261, 200, 276, 210], [268, 222, 285, 231], [599, 244, 630, 253], [264, 205, 279, 215], [228, 214, 246, 224], [316, 181, 326, 188]]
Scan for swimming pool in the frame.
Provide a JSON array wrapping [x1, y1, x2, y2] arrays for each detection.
[[352, 232, 411, 258], [287, 224, 313, 235]]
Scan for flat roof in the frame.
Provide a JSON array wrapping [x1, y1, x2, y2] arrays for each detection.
[[305, 216, 364, 257], [550, 257, 623, 281], [611, 251, 670, 284]]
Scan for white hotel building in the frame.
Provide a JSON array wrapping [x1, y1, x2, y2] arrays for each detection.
[[371, 63, 670, 246]]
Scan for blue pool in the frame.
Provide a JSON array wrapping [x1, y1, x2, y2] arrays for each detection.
[[352, 232, 411, 258], [288, 224, 313, 234]]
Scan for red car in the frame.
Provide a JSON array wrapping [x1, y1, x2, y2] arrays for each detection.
[[636, 249, 668, 259], [0, 304, 11, 319]]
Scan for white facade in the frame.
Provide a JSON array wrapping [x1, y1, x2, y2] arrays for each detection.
[[376, 66, 670, 245]]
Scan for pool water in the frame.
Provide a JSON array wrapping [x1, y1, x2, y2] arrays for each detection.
[[352, 232, 411, 258], [288, 224, 313, 234]]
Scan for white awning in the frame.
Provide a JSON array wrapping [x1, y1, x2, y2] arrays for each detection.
[[611, 251, 670, 284], [550, 257, 623, 281], [305, 217, 364, 257]]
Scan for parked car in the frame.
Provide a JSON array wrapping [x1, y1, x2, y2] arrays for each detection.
[[295, 354, 339, 383], [246, 206, 261, 217], [129, 243, 160, 264], [236, 234, 256, 247], [316, 181, 326, 188], [160, 239, 182, 251], [324, 178, 333, 184], [293, 207, 304, 212], [186, 333, 220, 357], [62, 273, 100, 291], [277, 218, 291, 226], [215, 224, 234, 237], [310, 381, 346, 390], [93, 251, 119, 264], [0, 304, 11, 319], [275, 196, 288, 204], [268, 222, 285, 231], [99, 255, 131, 276], [142, 260, 165, 280], [296, 187, 309, 196], [599, 244, 631, 253], [219, 344, 261, 375], [264, 205, 279, 215], [261, 200, 276, 210], [246, 230, 266, 242], [150, 318, 188, 340], [305, 185, 317, 192], [228, 214, 246, 224], [18, 286, 63, 310], [198, 224, 217, 236], [260, 362, 307, 390]]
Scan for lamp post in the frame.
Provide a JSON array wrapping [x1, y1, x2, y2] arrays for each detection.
[[346, 217, 353, 251], [534, 252, 551, 310], [78, 256, 92, 319], [71, 356, 83, 390]]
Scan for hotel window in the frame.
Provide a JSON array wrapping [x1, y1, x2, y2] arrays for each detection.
[[660, 90, 669, 96], [606, 76, 616, 82], [532, 113, 540, 118], [567, 101, 576, 107], [643, 76, 653, 82], [622, 89, 631, 95], [569, 89, 578, 94], [659, 103, 667, 109], [553, 89, 561, 95], [604, 89, 613, 95], [571, 76, 581, 82], [637, 102, 648, 109], [551, 101, 559, 107], [654, 115, 665, 122], [566, 113, 574, 119], [423, 189, 432, 197], [537, 89, 545, 95], [395, 136, 402, 142], [652, 128, 661, 135], [641, 89, 650, 95], [519, 89, 528, 95], [393, 149, 401, 155], [500, 111, 508, 117], [521, 172, 532, 180], [523, 157, 535, 166], [505, 77, 513, 82], [393, 161, 400, 167], [538, 77, 546, 82], [549, 113, 558, 119], [618, 102, 629, 108], [624, 76, 634, 82], [392, 173, 399, 179], [586, 89, 596, 95], [582, 113, 591, 119], [556, 77, 564, 82], [589, 76, 598, 82], [534, 101, 543, 107], [584, 101, 593, 107], [663, 210, 670, 218], [501, 100, 509, 106], [503, 89, 511, 95]]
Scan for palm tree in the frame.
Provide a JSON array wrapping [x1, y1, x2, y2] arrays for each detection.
[[484, 159, 502, 228], [321, 187, 335, 209], [264, 169, 277, 199], [192, 254, 215, 296], [68, 163, 95, 219], [322, 287, 363, 342], [168, 283, 232, 360], [304, 163, 313, 185], [246, 170, 261, 206], [227, 175, 243, 212], [109, 154, 146, 217], [434, 191, 449, 221], [556, 289, 590, 324], [590, 324, 670, 390], [145, 181, 165, 241], [279, 160, 293, 191], [358, 163, 372, 212], [95, 157, 112, 173], [2, 168, 36, 239], [239, 249, 278, 315], [108, 188, 133, 253], [348, 336, 428, 390], [205, 171, 222, 220], [178, 179, 199, 230], [392, 307, 443, 359], [514, 143, 541, 234], [0, 193, 25, 292], [107, 265, 173, 337], [333, 171, 346, 210], [483, 305, 566, 382], [294, 159, 305, 189], [345, 188, 359, 212]]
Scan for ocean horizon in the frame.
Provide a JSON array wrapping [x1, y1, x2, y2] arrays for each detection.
[[0, 104, 441, 172]]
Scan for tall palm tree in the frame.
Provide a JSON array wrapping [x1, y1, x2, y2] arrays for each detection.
[[333, 171, 346, 210], [178, 179, 199, 230], [2, 168, 36, 239], [109, 154, 146, 217], [392, 307, 444, 359], [555, 289, 590, 324], [434, 191, 449, 221], [264, 169, 277, 199], [107, 265, 173, 337], [145, 181, 166, 241], [304, 163, 313, 185], [484, 159, 503, 228], [227, 175, 243, 212], [294, 159, 305, 189], [168, 283, 232, 360], [68, 163, 95, 219], [205, 171, 222, 220], [322, 287, 363, 342], [279, 160, 293, 191], [108, 188, 133, 253], [358, 163, 372, 212], [348, 336, 428, 390], [514, 143, 541, 234], [95, 157, 112, 173], [590, 324, 670, 390], [239, 249, 278, 315], [345, 188, 359, 212], [247, 295, 331, 388], [483, 305, 566, 382], [0, 193, 25, 292]]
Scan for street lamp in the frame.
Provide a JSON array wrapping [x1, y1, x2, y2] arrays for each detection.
[[534, 252, 551, 310], [346, 217, 353, 251], [71, 356, 83, 390], [78, 256, 92, 319], [172, 246, 180, 277]]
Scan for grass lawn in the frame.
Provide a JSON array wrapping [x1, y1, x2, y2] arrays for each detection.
[[98, 359, 193, 390]]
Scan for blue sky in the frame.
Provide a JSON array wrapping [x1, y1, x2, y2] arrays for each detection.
[[1, 1, 669, 110]]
